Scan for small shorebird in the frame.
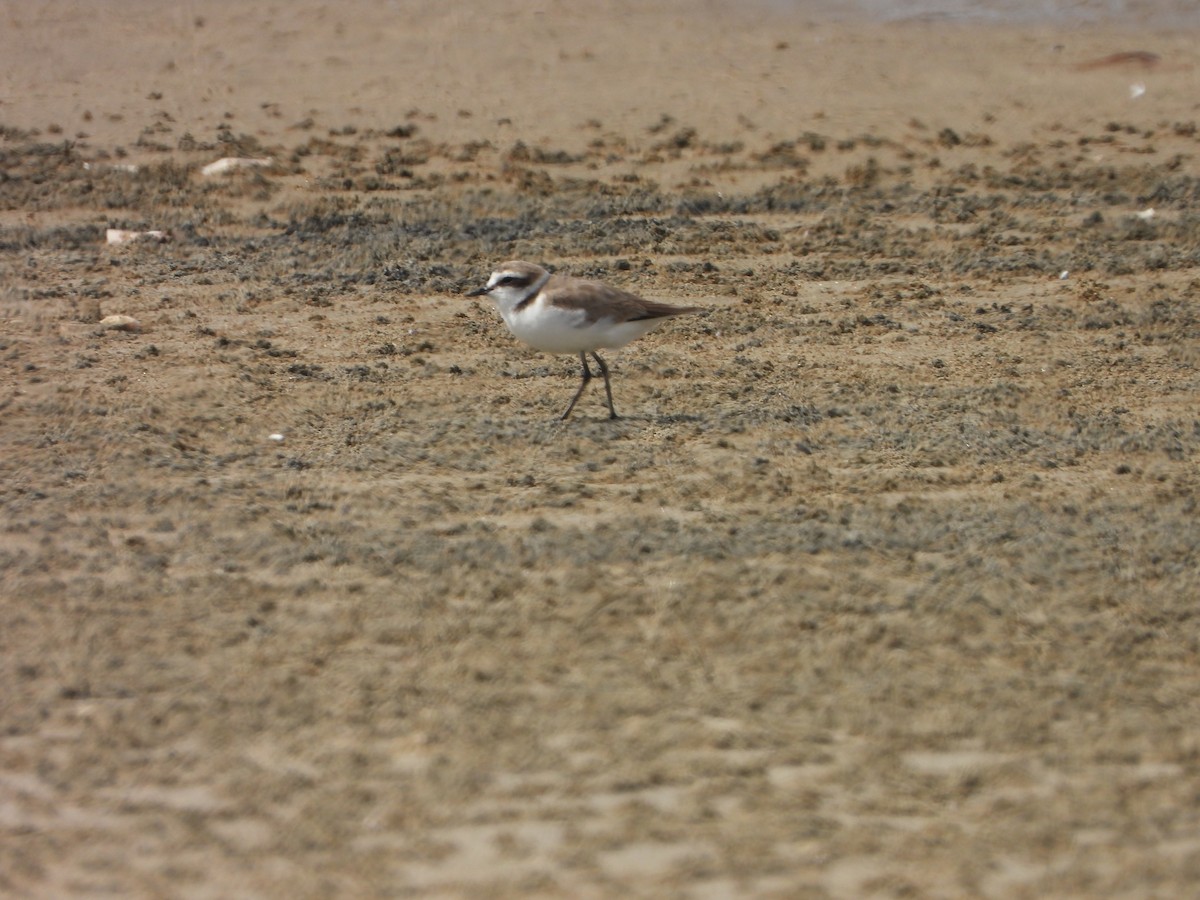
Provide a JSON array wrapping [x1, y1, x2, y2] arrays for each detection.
[[467, 261, 700, 420]]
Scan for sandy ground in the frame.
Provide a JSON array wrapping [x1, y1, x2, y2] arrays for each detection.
[[2, 1, 1200, 896]]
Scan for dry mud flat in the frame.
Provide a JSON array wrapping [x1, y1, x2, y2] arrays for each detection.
[[3, 6, 1200, 898]]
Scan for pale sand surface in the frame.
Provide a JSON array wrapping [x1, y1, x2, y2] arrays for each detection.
[[2, 1, 1199, 897]]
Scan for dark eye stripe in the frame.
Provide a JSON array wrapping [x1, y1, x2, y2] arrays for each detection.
[[498, 275, 529, 287]]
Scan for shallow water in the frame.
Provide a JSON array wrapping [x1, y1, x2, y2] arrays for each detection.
[[767, 0, 1200, 26]]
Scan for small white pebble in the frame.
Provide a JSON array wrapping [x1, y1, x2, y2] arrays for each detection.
[[99, 314, 141, 332], [268, 433, 285, 442], [1135, 208, 1155, 221], [1130, 83, 1146, 99], [201, 157, 272, 176], [106, 228, 169, 245], [1059, 270, 1070, 280]]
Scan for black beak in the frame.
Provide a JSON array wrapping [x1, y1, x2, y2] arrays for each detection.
[[465, 286, 490, 297]]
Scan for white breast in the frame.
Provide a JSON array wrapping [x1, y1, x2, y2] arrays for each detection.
[[499, 295, 660, 353]]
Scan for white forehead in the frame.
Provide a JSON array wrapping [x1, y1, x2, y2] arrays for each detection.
[[488, 266, 530, 287]]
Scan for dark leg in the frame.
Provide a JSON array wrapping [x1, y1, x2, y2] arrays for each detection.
[[560, 352, 592, 420], [591, 352, 619, 419]]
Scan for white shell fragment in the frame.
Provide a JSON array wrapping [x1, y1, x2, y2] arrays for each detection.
[[201, 157, 272, 176], [268, 433, 285, 442], [106, 228, 170, 245], [1135, 208, 1155, 221], [99, 315, 142, 332], [1129, 83, 1146, 99]]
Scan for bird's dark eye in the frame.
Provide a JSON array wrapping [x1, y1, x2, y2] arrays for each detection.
[[498, 275, 526, 287]]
